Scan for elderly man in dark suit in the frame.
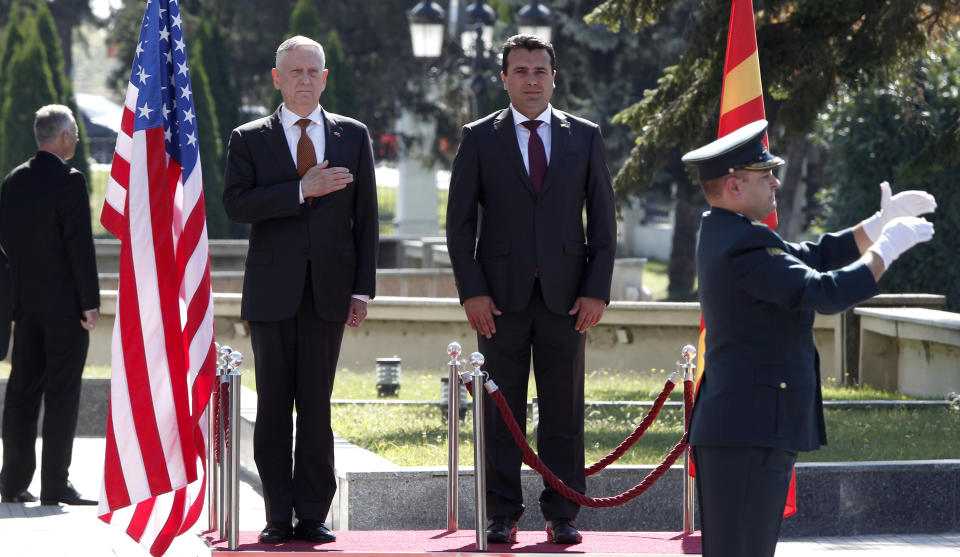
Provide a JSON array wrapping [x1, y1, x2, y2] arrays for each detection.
[[446, 34, 616, 545], [223, 35, 378, 545], [0, 104, 100, 506], [683, 120, 936, 557]]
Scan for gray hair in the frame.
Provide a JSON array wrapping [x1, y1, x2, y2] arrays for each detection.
[[34, 104, 75, 146], [275, 35, 325, 70]]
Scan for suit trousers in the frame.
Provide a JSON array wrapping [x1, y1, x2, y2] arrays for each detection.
[[479, 280, 586, 522], [0, 312, 88, 498], [691, 445, 797, 557], [249, 269, 345, 523]]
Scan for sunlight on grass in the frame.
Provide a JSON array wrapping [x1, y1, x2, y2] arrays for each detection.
[[90, 167, 109, 237], [327, 367, 957, 466]]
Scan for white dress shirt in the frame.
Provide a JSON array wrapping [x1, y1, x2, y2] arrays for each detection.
[[279, 104, 325, 204], [510, 104, 553, 174]]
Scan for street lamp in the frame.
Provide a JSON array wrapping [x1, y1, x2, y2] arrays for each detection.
[[460, 1, 496, 58], [408, 2, 446, 58], [516, 0, 552, 42], [407, 0, 554, 61]]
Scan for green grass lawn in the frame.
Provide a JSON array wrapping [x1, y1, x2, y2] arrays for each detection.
[[331, 400, 959, 467], [326, 367, 957, 466], [3, 359, 953, 466]]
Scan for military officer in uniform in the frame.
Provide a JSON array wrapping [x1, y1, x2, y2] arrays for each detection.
[[682, 120, 936, 557]]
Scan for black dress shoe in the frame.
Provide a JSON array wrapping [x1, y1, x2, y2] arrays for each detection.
[[486, 516, 518, 543], [293, 519, 336, 543], [546, 519, 582, 544], [258, 521, 293, 544], [40, 483, 96, 506], [1, 490, 37, 503]]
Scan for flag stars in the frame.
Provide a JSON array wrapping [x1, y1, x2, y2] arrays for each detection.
[[136, 41, 145, 57], [174, 38, 186, 53], [182, 107, 195, 125], [138, 103, 154, 119], [180, 85, 193, 101], [185, 131, 197, 147], [166, 50, 174, 65], [137, 65, 152, 84], [177, 61, 189, 77], [159, 26, 170, 42], [171, 13, 183, 28]]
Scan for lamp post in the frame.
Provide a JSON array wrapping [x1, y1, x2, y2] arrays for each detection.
[[516, 0, 553, 41], [408, 0, 553, 118]]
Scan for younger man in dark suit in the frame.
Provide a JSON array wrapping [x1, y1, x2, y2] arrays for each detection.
[[446, 34, 616, 545], [683, 120, 936, 557], [223, 36, 378, 544], [0, 104, 100, 506]]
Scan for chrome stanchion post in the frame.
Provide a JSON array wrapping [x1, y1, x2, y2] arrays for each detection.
[[446, 342, 462, 531], [226, 351, 243, 551], [681, 344, 697, 534], [217, 345, 232, 539], [207, 343, 221, 532], [469, 352, 487, 551]]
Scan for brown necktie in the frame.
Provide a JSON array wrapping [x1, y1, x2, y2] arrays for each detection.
[[296, 118, 316, 206], [296, 118, 317, 177]]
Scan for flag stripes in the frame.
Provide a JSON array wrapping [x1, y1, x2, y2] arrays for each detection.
[[98, 0, 216, 554]]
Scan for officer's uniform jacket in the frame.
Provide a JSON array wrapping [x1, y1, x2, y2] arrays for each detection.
[[689, 207, 879, 452]]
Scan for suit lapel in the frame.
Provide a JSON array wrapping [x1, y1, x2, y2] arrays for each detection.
[[321, 108, 345, 168], [265, 109, 296, 174], [541, 110, 570, 197], [493, 109, 536, 197]]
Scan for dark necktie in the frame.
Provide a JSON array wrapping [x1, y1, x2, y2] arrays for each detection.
[[521, 120, 547, 196], [296, 118, 316, 205]]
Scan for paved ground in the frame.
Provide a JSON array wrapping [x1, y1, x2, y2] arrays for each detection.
[[0, 438, 958, 556]]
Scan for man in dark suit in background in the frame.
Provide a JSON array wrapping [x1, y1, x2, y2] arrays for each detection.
[[223, 35, 378, 545], [446, 34, 616, 545], [0, 104, 100, 506], [683, 120, 936, 557]]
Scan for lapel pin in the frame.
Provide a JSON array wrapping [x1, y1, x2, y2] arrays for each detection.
[[333, 131, 342, 137]]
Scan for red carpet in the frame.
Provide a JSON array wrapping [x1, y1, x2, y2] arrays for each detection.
[[205, 529, 701, 556]]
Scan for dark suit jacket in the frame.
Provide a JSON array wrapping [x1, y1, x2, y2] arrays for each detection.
[[689, 208, 879, 452], [0, 151, 99, 321], [446, 108, 616, 315], [222, 106, 378, 323], [0, 251, 10, 359]]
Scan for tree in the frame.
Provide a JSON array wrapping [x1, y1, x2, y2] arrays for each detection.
[[34, 1, 90, 179], [0, 33, 57, 176], [815, 40, 960, 310], [193, 18, 240, 150], [0, 1, 26, 101], [586, 0, 960, 297], [186, 45, 232, 239]]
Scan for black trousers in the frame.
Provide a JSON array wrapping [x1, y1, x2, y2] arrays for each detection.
[[692, 445, 797, 557], [478, 281, 586, 522], [0, 312, 88, 499], [249, 271, 344, 523]]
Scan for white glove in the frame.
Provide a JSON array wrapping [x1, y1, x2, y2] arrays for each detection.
[[861, 181, 937, 242], [868, 216, 935, 268]]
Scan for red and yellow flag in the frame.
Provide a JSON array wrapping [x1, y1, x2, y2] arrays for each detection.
[[695, 0, 796, 518]]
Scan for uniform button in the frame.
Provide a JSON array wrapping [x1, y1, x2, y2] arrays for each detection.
[[779, 382, 787, 389]]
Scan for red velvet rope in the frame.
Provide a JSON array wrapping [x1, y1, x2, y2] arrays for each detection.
[[476, 378, 695, 508], [585, 379, 677, 476], [215, 381, 230, 463], [213, 382, 221, 463]]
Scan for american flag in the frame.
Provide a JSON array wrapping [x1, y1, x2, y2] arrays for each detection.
[[98, 0, 217, 554]]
